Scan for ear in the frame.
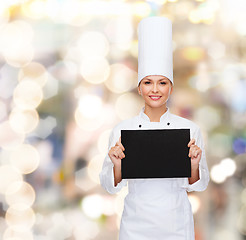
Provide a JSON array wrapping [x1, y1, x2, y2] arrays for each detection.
[[138, 85, 142, 95], [170, 85, 173, 95]]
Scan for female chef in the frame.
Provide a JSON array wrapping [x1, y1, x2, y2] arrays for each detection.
[[99, 16, 209, 240]]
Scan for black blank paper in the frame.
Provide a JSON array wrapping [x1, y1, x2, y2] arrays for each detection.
[[121, 129, 191, 179]]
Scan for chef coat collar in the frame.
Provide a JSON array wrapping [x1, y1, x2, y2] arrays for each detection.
[[139, 106, 170, 122]]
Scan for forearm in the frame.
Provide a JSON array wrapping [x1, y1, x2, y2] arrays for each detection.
[[188, 164, 200, 184], [113, 163, 122, 186]]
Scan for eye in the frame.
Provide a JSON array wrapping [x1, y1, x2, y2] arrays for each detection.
[[144, 81, 151, 84], [160, 81, 167, 85]]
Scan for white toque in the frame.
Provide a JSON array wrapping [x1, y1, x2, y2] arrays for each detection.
[[137, 16, 173, 86]]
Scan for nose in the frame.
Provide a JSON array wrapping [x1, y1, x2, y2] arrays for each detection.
[[152, 83, 159, 92]]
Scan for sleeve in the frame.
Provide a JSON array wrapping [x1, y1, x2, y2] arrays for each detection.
[[185, 127, 210, 192], [99, 127, 127, 194]]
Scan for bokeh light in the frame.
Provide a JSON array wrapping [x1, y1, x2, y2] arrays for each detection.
[[18, 62, 48, 87], [0, 165, 23, 194], [210, 158, 236, 184], [104, 63, 137, 93], [13, 81, 43, 110], [81, 194, 103, 219], [0, 20, 34, 67], [5, 204, 35, 230], [194, 106, 221, 131], [3, 227, 33, 240], [0, 20, 33, 51], [9, 108, 39, 134], [79, 56, 110, 84], [10, 144, 40, 174], [208, 133, 232, 158], [0, 121, 25, 150], [233, 138, 246, 154], [21, 0, 46, 19], [78, 31, 109, 57], [115, 92, 143, 120], [5, 181, 35, 208], [77, 94, 103, 119], [181, 47, 205, 61], [74, 103, 110, 131], [105, 15, 134, 45]]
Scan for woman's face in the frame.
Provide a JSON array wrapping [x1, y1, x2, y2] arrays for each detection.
[[138, 75, 173, 108]]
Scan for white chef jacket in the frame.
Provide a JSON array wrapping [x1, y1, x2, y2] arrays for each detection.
[[99, 106, 209, 240]]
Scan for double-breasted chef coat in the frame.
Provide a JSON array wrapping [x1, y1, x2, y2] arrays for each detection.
[[99, 106, 210, 240]]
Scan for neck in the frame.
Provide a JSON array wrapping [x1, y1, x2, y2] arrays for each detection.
[[144, 105, 168, 122]]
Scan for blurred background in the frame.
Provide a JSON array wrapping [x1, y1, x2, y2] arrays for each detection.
[[0, 0, 246, 239]]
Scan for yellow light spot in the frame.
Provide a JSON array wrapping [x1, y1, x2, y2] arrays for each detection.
[[189, 10, 201, 24], [181, 47, 205, 61]]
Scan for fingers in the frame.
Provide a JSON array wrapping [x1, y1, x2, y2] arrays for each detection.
[[108, 136, 126, 165], [109, 136, 126, 160], [114, 147, 125, 159], [188, 145, 202, 158], [116, 136, 125, 151], [188, 138, 195, 147]]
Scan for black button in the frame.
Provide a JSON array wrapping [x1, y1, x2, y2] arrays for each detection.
[[167, 122, 170, 125], [139, 124, 142, 128]]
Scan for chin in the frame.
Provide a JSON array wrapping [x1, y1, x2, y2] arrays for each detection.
[[146, 101, 166, 108]]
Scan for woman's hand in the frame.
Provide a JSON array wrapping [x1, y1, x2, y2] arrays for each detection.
[[188, 138, 202, 167], [108, 136, 125, 167]]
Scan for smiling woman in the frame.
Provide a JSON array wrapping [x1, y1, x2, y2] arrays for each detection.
[[99, 16, 209, 240]]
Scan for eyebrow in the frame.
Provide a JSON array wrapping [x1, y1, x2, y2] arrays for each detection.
[[145, 78, 167, 81]]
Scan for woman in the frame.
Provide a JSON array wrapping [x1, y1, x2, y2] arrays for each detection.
[[99, 16, 209, 240]]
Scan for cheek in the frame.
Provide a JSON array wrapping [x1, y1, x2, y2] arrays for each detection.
[[163, 87, 171, 95], [141, 87, 150, 95]]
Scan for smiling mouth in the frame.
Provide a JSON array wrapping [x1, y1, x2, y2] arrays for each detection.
[[149, 96, 162, 100]]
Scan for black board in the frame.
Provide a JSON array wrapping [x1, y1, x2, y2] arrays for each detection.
[[121, 129, 191, 179]]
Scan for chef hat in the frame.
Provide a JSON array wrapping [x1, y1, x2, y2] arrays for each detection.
[[137, 16, 173, 86]]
